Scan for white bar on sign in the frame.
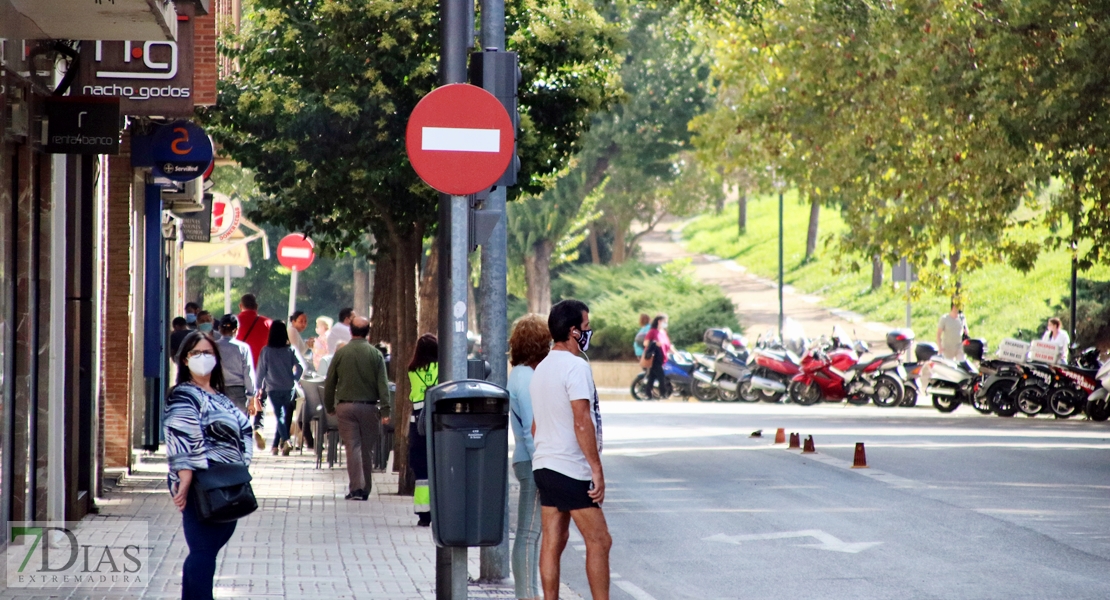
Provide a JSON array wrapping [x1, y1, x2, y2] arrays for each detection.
[[422, 127, 500, 153], [281, 247, 312, 259]]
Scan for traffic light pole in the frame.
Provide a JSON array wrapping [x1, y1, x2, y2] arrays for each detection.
[[477, 0, 510, 582], [437, 0, 471, 598]]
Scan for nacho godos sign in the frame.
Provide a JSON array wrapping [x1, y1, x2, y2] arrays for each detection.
[[76, 5, 196, 117], [152, 121, 213, 182]]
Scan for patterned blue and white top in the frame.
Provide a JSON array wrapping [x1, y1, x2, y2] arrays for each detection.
[[164, 382, 254, 492]]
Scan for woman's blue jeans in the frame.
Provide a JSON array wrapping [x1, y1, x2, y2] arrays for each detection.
[[269, 389, 295, 448], [512, 460, 542, 599], [181, 496, 237, 600]]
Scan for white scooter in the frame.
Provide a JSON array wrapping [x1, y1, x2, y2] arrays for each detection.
[[1084, 359, 1110, 421]]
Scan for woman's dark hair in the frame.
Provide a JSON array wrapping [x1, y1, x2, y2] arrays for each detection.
[[408, 333, 439, 372], [267, 320, 290, 348], [548, 299, 589, 342], [175, 331, 226, 393], [651, 314, 667, 330]]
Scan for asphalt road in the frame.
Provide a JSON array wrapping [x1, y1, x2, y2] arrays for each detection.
[[554, 401, 1110, 600]]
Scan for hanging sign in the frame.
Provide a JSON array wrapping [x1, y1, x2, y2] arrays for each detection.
[[152, 120, 213, 182]]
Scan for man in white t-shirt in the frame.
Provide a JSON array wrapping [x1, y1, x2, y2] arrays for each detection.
[[325, 307, 354, 354], [530, 299, 611, 600]]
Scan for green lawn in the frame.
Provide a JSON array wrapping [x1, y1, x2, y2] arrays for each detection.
[[682, 193, 1110, 346]]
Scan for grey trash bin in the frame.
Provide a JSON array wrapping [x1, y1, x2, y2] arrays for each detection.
[[425, 379, 509, 547]]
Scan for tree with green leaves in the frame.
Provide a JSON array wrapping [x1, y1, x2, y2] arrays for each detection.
[[203, 0, 621, 492]]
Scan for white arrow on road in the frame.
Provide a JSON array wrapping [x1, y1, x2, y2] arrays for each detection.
[[704, 530, 882, 554]]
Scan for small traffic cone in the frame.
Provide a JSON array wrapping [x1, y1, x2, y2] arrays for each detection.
[[788, 432, 800, 449], [802, 435, 816, 454], [852, 443, 868, 468], [774, 428, 786, 444], [750, 429, 763, 438]]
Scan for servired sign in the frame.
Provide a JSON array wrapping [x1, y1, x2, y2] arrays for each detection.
[[152, 120, 213, 182], [277, 234, 315, 271], [405, 84, 514, 196]]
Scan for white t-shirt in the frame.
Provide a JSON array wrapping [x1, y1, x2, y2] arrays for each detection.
[[530, 350, 600, 481], [325, 322, 352, 353]]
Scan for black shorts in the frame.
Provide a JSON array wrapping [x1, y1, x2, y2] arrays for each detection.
[[533, 468, 599, 512]]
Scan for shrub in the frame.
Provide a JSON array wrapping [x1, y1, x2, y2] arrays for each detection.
[[551, 260, 741, 360]]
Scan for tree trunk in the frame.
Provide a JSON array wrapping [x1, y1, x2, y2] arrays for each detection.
[[588, 227, 601, 265], [805, 197, 820, 261], [871, 255, 883, 291], [370, 250, 395, 346], [612, 222, 627, 265], [524, 240, 553, 314], [353, 262, 369, 318], [417, 240, 439, 337], [387, 230, 422, 494], [738, 193, 747, 234]]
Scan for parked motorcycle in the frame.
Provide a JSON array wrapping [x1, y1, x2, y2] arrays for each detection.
[[788, 329, 869, 405], [974, 358, 1023, 417], [866, 329, 914, 407], [631, 350, 697, 401], [1048, 347, 1101, 418], [927, 338, 990, 413], [1084, 357, 1110, 421], [695, 328, 751, 402]]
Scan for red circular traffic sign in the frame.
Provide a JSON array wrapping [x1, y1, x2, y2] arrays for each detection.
[[406, 84, 514, 196], [277, 234, 315, 271]]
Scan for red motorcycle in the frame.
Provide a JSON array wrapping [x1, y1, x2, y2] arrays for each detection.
[[789, 343, 862, 405], [789, 328, 908, 406], [739, 345, 802, 403]]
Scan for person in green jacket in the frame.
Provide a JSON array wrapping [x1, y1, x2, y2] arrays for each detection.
[[407, 333, 438, 526]]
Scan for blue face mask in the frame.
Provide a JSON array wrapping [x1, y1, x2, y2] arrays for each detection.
[[185, 313, 197, 324], [198, 323, 213, 333]]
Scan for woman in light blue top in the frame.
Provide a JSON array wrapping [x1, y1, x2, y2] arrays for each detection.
[[507, 314, 551, 600]]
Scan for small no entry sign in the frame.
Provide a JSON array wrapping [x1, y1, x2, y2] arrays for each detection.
[[405, 84, 514, 196]]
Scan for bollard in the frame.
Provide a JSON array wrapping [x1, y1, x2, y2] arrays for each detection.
[[774, 428, 786, 444], [801, 435, 816, 454], [852, 442, 868, 468], [788, 432, 800, 449]]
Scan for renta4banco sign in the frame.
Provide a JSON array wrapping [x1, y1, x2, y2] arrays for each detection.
[[76, 4, 197, 117]]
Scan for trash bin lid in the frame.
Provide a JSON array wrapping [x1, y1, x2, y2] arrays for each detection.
[[426, 379, 508, 403]]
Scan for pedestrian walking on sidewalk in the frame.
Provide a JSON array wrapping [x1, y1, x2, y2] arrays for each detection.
[[254, 320, 306, 456], [164, 331, 254, 600], [509, 314, 552, 600], [324, 316, 392, 500], [531, 299, 611, 600], [406, 333, 439, 526], [936, 302, 969, 360], [237, 294, 273, 436], [215, 315, 256, 416]]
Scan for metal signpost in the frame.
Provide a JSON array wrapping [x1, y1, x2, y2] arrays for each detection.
[[276, 234, 315, 317], [406, 4, 516, 592], [893, 258, 918, 328]]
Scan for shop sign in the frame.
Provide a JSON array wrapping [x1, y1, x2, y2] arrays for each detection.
[[151, 120, 213, 181], [42, 96, 121, 154], [75, 4, 196, 117]]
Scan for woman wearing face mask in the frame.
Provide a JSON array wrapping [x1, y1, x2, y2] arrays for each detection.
[[642, 314, 671, 400], [164, 331, 254, 600]]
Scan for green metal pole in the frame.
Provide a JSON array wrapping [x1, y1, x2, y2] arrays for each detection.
[[778, 190, 784, 338]]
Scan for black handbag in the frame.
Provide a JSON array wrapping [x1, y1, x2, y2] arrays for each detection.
[[190, 461, 257, 523]]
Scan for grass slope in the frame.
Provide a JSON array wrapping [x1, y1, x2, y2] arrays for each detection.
[[682, 193, 1110, 346]]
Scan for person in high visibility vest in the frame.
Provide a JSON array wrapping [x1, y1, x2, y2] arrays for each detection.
[[407, 333, 439, 527]]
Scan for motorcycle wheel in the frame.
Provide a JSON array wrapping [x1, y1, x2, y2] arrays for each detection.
[[1048, 388, 1081, 418], [932, 393, 960, 413], [630, 374, 648, 401], [900, 383, 919, 407], [1085, 399, 1110, 422], [1016, 387, 1045, 416], [692, 379, 719, 402], [737, 380, 762, 403], [760, 389, 784, 403], [872, 375, 904, 408], [789, 380, 821, 406], [987, 382, 1017, 417]]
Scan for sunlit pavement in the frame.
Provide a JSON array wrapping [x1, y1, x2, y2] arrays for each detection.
[[554, 400, 1110, 600]]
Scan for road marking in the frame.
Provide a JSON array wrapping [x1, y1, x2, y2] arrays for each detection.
[[704, 529, 881, 553], [279, 246, 311, 259], [421, 127, 500, 152], [614, 579, 660, 600]]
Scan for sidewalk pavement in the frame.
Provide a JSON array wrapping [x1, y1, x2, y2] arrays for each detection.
[[5, 444, 585, 600], [637, 220, 892, 348]]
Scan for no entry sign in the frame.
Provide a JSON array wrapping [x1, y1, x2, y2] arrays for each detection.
[[277, 234, 315, 271], [405, 84, 514, 196]]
